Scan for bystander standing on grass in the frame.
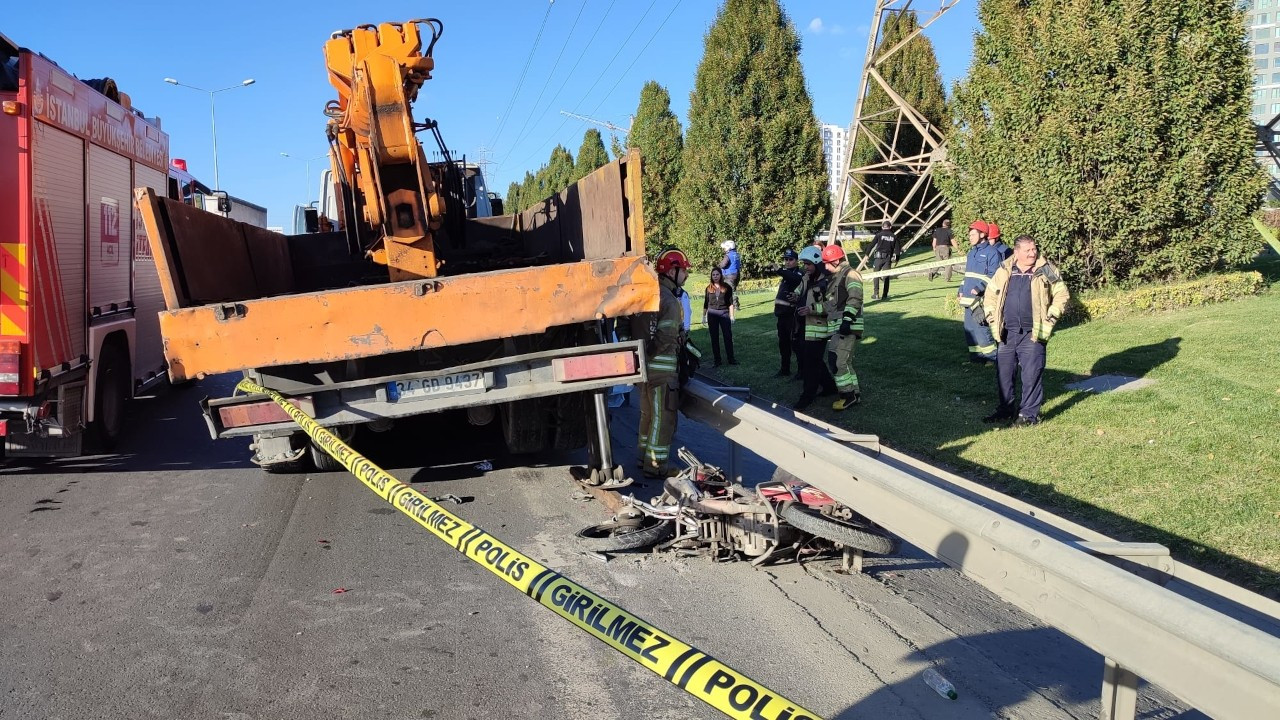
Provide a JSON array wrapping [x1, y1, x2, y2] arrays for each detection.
[[982, 235, 1071, 426]]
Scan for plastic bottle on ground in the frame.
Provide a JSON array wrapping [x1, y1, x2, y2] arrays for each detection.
[[923, 668, 958, 700]]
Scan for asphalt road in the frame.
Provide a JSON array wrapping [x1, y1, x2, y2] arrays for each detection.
[[0, 376, 1196, 720]]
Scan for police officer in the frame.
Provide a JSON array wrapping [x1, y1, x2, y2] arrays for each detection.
[[771, 248, 804, 377], [821, 244, 865, 410], [635, 248, 690, 478], [959, 220, 999, 363], [869, 220, 899, 300], [792, 247, 838, 410]]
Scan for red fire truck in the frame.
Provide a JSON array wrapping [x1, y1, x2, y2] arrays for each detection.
[[0, 32, 173, 455]]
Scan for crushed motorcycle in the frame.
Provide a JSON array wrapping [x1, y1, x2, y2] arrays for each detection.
[[575, 448, 897, 565]]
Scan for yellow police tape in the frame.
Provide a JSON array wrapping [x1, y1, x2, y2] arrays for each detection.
[[236, 378, 823, 720]]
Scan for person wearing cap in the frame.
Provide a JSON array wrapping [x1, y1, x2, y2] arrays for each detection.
[[770, 248, 804, 377], [718, 240, 742, 291], [987, 222, 1013, 268], [869, 220, 900, 300], [792, 246, 839, 409], [820, 243, 864, 410], [929, 219, 958, 282], [959, 220, 999, 363], [634, 248, 691, 477], [982, 235, 1070, 426]]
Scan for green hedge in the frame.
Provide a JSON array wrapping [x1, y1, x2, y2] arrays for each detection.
[[941, 271, 1266, 321]]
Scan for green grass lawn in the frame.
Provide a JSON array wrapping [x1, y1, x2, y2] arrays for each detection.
[[689, 253, 1280, 596]]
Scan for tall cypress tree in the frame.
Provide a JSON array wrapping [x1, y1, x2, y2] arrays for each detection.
[[540, 144, 577, 195], [505, 181, 522, 215], [941, 0, 1266, 287], [629, 81, 684, 255], [675, 0, 830, 275], [847, 11, 947, 216], [574, 129, 611, 181]]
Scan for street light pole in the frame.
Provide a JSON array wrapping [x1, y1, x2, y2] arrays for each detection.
[[163, 77, 255, 191], [280, 152, 330, 205]]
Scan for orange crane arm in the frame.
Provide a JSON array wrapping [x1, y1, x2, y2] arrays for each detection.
[[323, 19, 447, 280]]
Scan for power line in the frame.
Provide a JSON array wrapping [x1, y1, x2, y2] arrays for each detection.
[[588, 0, 682, 117], [500, 0, 621, 171], [505, 0, 666, 174], [488, 0, 556, 150], [502, 0, 591, 157]]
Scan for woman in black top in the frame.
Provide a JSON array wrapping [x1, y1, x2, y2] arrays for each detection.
[[703, 268, 737, 366]]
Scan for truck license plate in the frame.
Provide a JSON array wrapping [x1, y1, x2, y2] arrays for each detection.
[[387, 371, 488, 402]]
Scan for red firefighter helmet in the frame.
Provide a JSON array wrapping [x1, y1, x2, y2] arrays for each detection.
[[820, 244, 846, 263], [969, 220, 990, 235], [987, 222, 1002, 240], [655, 249, 691, 274]]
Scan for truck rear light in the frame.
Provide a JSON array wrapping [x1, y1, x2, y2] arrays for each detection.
[[552, 351, 638, 382], [0, 341, 21, 395], [218, 397, 311, 429], [1, 101, 21, 116]]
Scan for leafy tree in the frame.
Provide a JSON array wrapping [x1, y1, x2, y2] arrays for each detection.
[[674, 0, 830, 275], [846, 11, 947, 218], [629, 81, 684, 256], [940, 0, 1267, 287], [574, 129, 611, 181], [610, 134, 626, 160]]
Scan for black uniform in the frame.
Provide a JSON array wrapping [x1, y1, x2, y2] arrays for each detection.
[[771, 266, 804, 375], [870, 229, 900, 299]]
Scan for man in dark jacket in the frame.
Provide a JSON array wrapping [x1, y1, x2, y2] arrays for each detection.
[[869, 221, 900, 300], [771, 248, 804, 377]]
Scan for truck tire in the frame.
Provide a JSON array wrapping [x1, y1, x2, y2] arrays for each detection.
[[780, 503, 897, 555], [92, 341, 131, 450], [551, 392, 590, 451], [501, 399, 546, 455], [309, 425, 356, 473]]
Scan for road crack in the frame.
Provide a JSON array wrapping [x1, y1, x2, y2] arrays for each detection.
[[764, 570, 927, 719], [805, 563, 1091, 720]]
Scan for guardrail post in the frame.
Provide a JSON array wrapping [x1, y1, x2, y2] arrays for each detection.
[[1100, 658, 1139, 720]]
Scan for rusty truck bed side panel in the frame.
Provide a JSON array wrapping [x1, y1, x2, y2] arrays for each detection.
[[157, 258, 658, 381]]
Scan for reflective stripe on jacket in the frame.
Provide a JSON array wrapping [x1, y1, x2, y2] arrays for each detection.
[[985, 257, 1070, 343], [826, 262, 865, 334], [646, 277, 685, 378], [797, 273, 833, 341]]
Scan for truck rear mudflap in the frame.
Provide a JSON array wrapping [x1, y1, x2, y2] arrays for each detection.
[[204, 340, 646, 439]]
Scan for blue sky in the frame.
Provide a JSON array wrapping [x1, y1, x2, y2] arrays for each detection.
[[6, 1, 978, 228]]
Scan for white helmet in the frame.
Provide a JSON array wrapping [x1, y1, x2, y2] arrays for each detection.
[[721, 240, 736, 251]]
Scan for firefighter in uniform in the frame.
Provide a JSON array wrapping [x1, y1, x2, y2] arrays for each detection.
[[959, 220, 999, 363], [792, 246, 837, 410], [636, 248, 691, 478], [821, 244, 864, 410]]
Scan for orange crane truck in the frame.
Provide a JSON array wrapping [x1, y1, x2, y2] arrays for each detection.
[[134, 19, 657, 478]]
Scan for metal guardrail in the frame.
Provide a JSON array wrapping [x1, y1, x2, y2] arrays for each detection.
[[680, 380, 1280, 720]]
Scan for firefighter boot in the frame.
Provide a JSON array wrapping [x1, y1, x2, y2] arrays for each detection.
[[832, 392, 861, 411]]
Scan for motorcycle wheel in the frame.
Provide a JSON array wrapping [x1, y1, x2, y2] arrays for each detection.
[[575, 517, 673, 552], [781, 503, 897, 555]]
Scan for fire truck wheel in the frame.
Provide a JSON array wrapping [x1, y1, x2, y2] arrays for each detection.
[[93, 342, 132, 450], [780, 503, 897, 556]]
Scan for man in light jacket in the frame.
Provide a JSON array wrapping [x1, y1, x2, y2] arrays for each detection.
[[982, 235, 1070, 427]]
